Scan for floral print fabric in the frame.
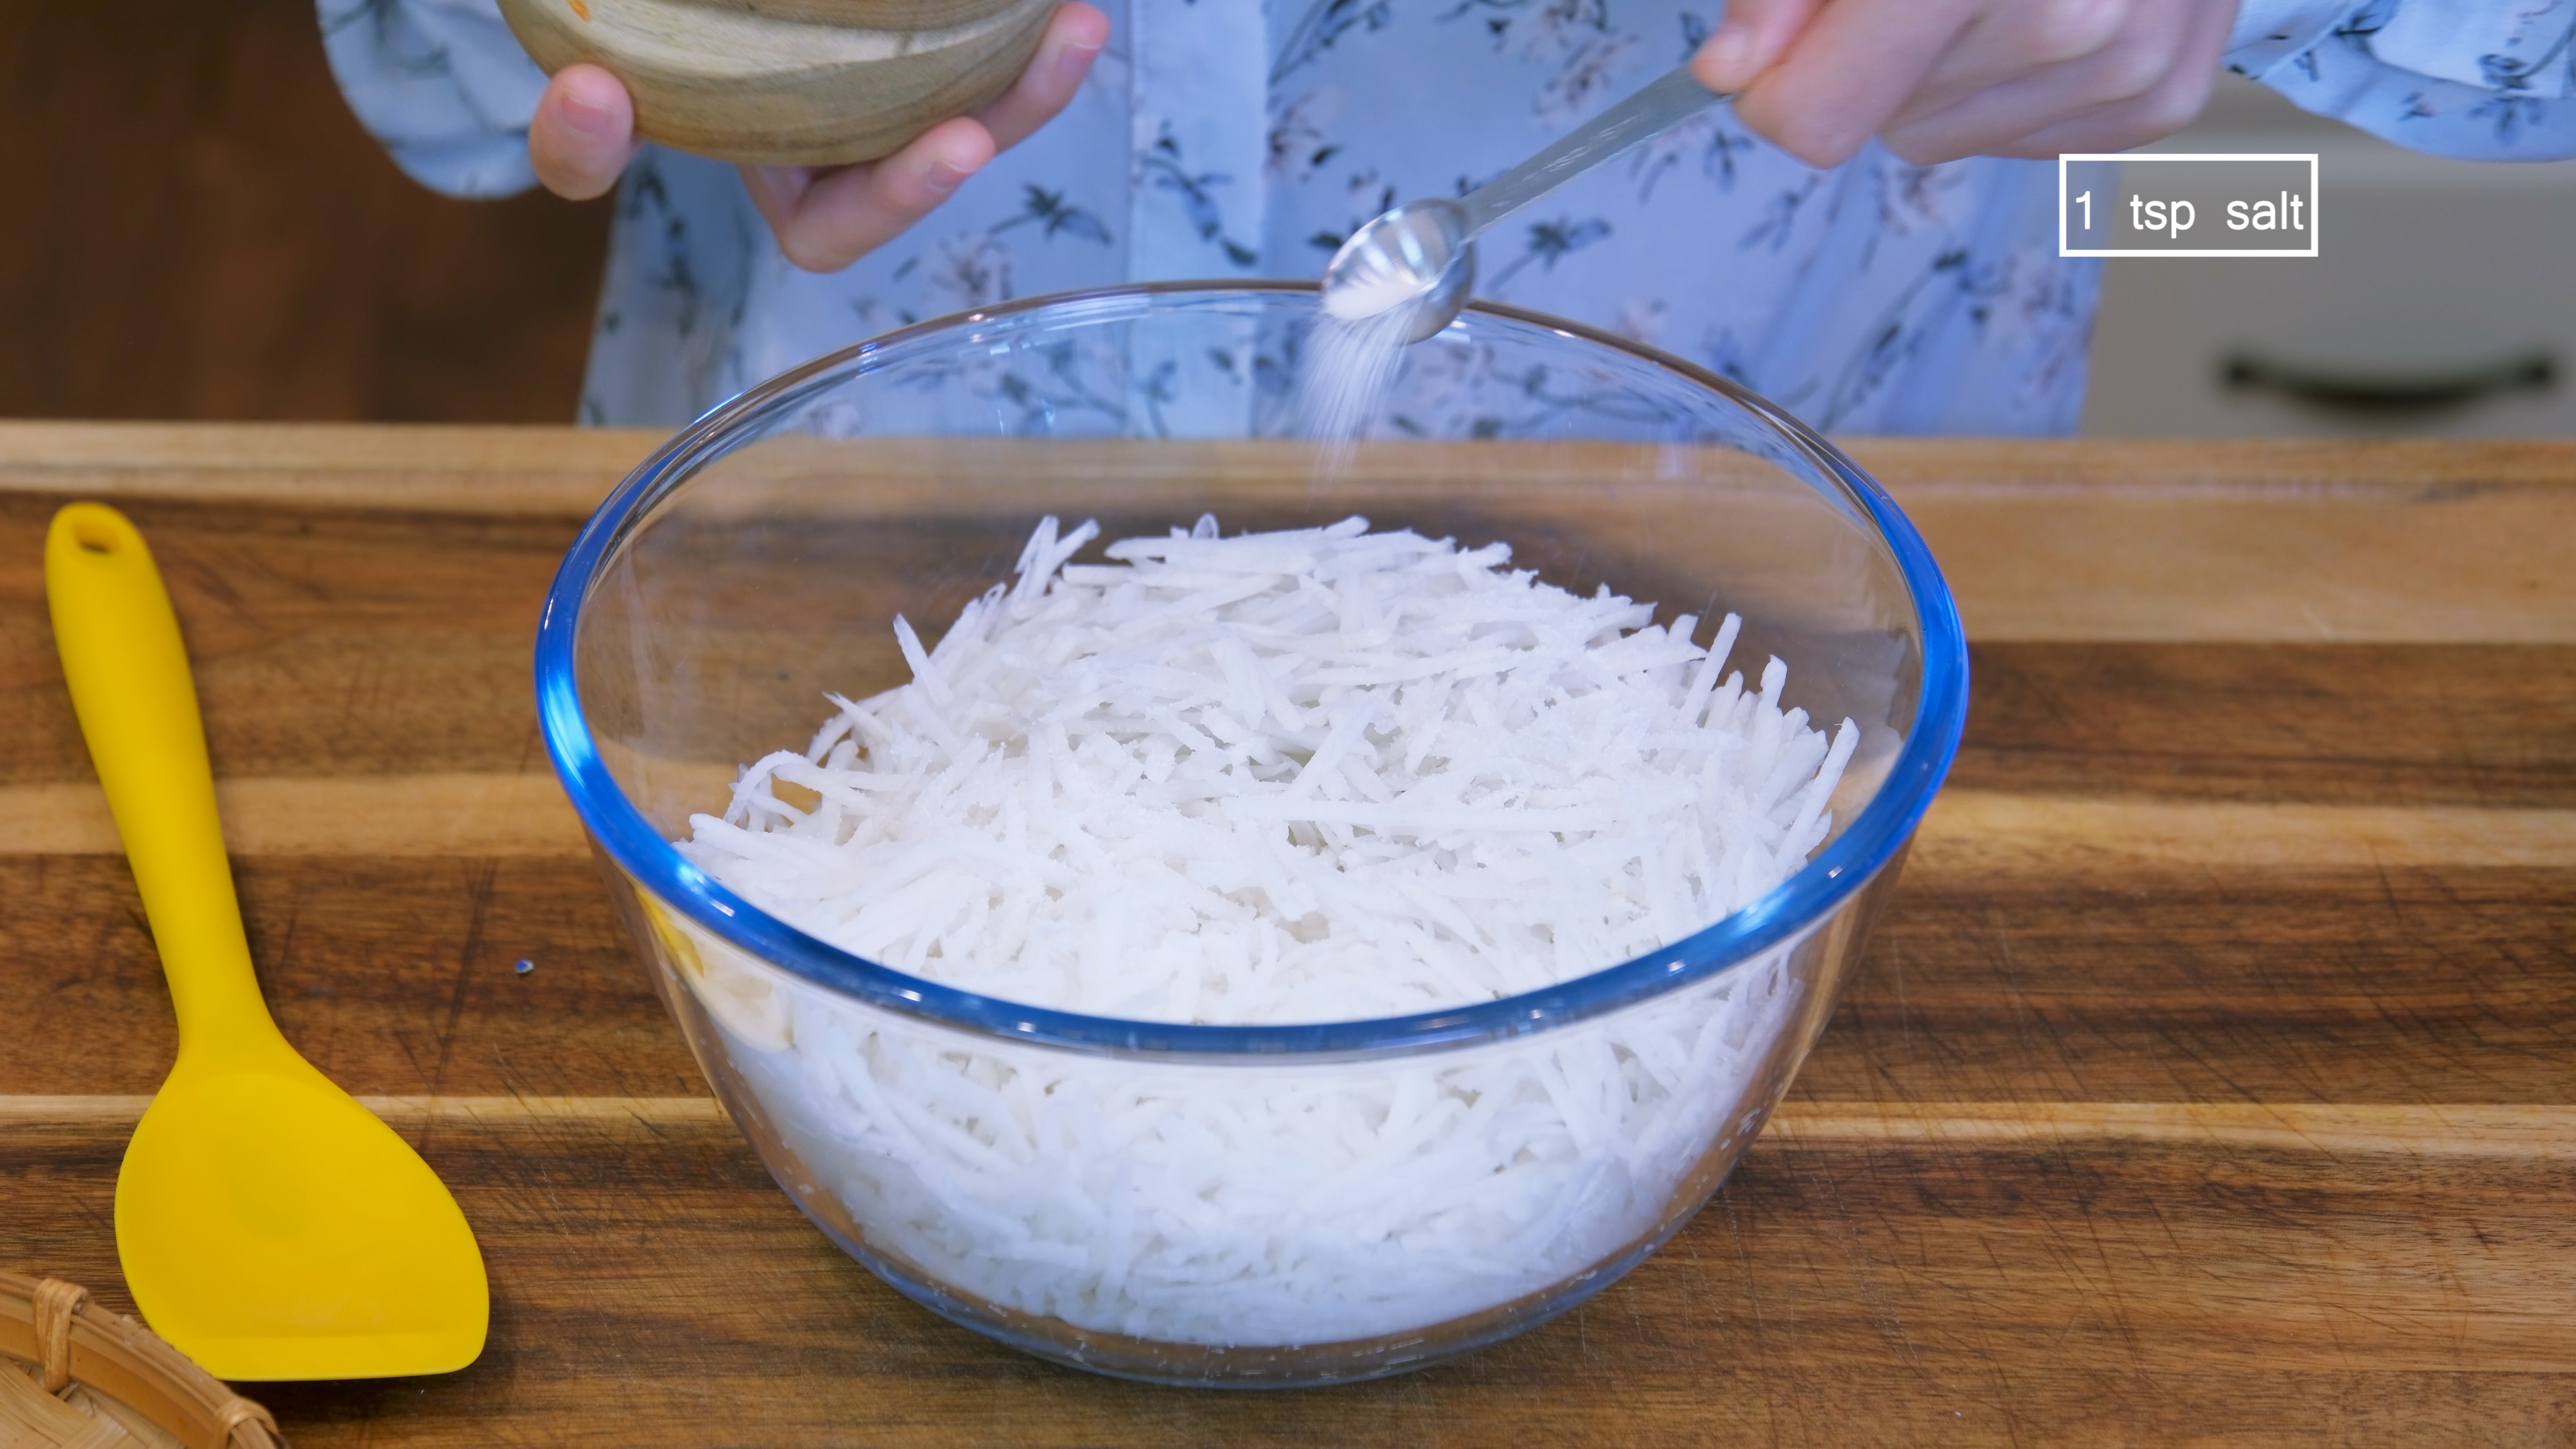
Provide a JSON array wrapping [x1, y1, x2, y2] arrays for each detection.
[[317, 0, 2576, 431]]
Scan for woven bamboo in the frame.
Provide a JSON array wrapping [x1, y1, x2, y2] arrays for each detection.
[[0, 1275, 280, 1449]]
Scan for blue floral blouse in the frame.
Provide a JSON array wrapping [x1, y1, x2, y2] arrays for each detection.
[[320, 0, 2576, 431]]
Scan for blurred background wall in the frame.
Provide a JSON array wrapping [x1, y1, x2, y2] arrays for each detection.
[[2084, 73, 2576, 439], [0, 0, 606, 423], [5, 9, 2572, 434]]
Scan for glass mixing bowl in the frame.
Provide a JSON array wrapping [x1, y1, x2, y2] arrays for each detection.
[[536, 282, 1966, 1387]]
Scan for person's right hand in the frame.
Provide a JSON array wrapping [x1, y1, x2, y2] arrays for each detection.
[[526, 3, 1109, 273], [1693, 0, 2233, 168]]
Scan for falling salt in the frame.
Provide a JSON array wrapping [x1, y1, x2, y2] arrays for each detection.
[[1295, 299, 1424, 447]]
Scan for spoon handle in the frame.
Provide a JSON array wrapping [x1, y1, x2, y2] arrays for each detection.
[[1458, 64, 1725, 239], [46, 504, 284, 1067]]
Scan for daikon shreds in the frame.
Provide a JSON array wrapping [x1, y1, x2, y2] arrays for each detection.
[[679, 515, 1858, 1024], [663, 515, 1862, 1348]]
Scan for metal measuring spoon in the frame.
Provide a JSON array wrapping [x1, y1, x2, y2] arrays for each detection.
[[1321, 64, 1727, 342]]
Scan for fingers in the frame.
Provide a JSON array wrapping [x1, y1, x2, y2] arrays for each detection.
[[741, 117, 998, 272], [738, 1, 1103, 272], [1730, 0, 1983, 168], [977, 2, 1111, 152], [1698, 0, 2233, 169], [1882, 12, 2186, 162], [1691, 0, 1823, 93], [1887, 0, 2231, 162], [529, 64, 639, 201], [731, 1, 1106, 272], [1974, 50, 2228, 157], [1882, 0, 2134, 131]]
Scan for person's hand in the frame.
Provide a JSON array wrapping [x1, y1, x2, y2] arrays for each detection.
[[527, 3, 1109, 272], [1692, 0, 2237, 168]]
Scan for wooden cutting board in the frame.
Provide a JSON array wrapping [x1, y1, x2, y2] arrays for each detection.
[[1, 425, 2570, 1445]]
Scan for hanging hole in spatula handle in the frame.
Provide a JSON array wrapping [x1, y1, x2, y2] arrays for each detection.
[[2220, 349, 2557, 414]]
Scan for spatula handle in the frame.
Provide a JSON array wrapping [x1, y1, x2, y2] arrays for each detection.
[[46, 504, 284, 1065]]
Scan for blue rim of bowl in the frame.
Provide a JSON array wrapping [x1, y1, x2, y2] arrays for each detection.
[[536, 280, 1968, 1060]]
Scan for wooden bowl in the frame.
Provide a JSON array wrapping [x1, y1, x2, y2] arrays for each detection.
[[0, 1274, 281, 1449], [498, 0, 1057, 167], [663, 0, 1026, 27]]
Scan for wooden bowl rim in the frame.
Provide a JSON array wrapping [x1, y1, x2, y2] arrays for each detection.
[[650, 0, 1029, 29]]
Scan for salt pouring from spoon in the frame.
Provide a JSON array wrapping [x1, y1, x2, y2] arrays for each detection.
[[1320, 64, 1726, 340]]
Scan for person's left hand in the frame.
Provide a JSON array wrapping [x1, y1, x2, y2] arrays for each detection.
[[1690, 0, 2240, 168], [528, 2, 1109, 272]]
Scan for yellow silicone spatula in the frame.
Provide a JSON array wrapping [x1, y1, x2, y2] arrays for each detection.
[[46, 502, 488, 1381]]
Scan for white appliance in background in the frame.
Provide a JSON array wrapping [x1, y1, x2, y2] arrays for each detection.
[[2081, 74, 2576, 438]]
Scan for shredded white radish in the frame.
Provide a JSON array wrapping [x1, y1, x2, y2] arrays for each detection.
[[680, 515, 1857, 1023], [666, 515, 1860, 1348]]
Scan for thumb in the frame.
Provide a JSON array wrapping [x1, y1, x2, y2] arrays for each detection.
[[1693, 0, 1822, 93], [530, 64, 641, 201]]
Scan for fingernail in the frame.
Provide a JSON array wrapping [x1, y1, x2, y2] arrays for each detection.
[[924, 158, 975, 195], [1057, 39, 1101, 85], [560, 91, 618, 141]]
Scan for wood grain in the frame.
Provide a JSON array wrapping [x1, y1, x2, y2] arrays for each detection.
[[15, 782, 2576, 869], [6, 424, 2571, 637], [7, 1110, 2575, 1444], [498, 0, 1056, 166], [1955, 641, 2576, 808], [1, 429, 2572, 1444]]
